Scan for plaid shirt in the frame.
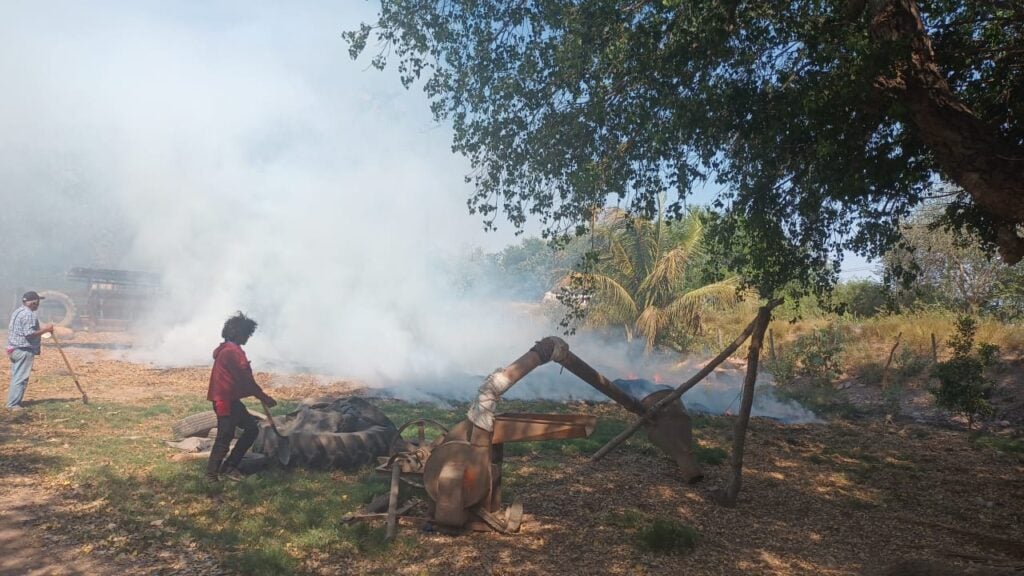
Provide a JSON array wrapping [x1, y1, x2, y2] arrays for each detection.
[[8, 305, 41, 355]]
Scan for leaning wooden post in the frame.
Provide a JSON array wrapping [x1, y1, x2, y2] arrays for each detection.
[[719, 301, 778, 507], [931, 333, 938, 363], [768, 328, 777, 362], [880, 332, 904, 392], [590, 314, 760, 463]]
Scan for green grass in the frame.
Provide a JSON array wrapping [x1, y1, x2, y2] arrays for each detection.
[[14, 395, 729, 573], [973, 433, 1024, 457], [602, 508, 647, 528], [636, 518, 700, 555]]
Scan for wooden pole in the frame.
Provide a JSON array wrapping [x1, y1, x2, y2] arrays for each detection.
[[590, 309, 769, 463], [931, 333, 938, 363], [719, 303, 775, 507], [768, 328, 776, 362], [385, 462, 402, 540], [881, 332, 903, 392]]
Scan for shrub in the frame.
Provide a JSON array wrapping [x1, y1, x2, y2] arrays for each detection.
[[930, 315, 994, 430], [857, 361, 886, 386], [977, 342, 1001, 368], [931, 357, 993, 429], [894, 346, 930, 380], [636, 518, 700, 555], [767, 326, 845, 386]]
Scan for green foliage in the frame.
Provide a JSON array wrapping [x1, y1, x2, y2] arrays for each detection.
[[602, 509, 647, 529], [556, 208, 739, 350], [833, 280, 889, 318], [977, 342, 1001, 368], [973, 434, 1024, 457], [930, 315, 994, 428], [894, 346, 931, 380], [694, 445, 728, 466], [884, 203, 1024, 315], [768, 327, 846, 386], [636, 519, 700, 556], [346, 0, 1024, 297], [931, 357, 993, 427], [947, 314, 978, 357]]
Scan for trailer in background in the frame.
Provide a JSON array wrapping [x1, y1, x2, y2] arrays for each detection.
[[35, 267, 161, 331]]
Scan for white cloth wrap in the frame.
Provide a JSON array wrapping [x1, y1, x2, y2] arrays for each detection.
[[466, 369, 514, 432]]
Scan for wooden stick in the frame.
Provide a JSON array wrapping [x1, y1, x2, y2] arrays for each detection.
[[386, 461, 402, 539], [50, 334, 89, 404], [881, 332, 903, 392], [590, 312, 762, 463]]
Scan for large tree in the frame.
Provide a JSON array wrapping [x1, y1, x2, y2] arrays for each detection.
[[346, 0, 1023, 294], [884, 202, 1024, 316]]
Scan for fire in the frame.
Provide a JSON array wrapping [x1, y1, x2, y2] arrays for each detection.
[[653, 373, 662, 384]]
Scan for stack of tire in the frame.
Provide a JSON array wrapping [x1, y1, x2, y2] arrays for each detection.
[[254, 396, 397, 470]]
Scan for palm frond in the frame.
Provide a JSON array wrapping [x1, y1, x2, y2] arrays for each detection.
[[635, 305, 670, 351], [584, 273, 640, 328], [660, 278, 741, 329], [638, 217, 705, 303]]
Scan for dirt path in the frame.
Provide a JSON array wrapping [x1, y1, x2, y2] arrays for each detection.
[[0, 474, 109, 576]]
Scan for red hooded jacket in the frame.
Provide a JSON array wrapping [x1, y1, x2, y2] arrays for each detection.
[[207, 341, 271, 416]]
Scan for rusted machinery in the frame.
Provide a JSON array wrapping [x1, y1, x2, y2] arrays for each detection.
[[35, 268, 161, 330], [375, 336, 702, 536]]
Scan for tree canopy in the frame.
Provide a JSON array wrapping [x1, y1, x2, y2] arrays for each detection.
[[884, 202, 1024, 318], [345, 0, 1024, 294]]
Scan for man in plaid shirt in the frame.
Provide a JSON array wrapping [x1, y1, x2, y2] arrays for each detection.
[[6, 291, 54, 410]]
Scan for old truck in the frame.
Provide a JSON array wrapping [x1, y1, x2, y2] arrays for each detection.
[[35, 267, 161, 331]]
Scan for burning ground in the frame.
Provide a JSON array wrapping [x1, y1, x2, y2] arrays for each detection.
[[1, 334, 1023, 575]]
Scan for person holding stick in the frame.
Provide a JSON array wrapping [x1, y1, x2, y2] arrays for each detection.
[[205, 312, 277, 482], [6, 291, 54, 410]]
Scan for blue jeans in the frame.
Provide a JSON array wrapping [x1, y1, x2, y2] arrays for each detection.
[[7, 349, 35, 408]]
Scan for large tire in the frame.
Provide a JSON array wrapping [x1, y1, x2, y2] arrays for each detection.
[[38, 290, 76, 328], [172, 411, 218, 440], [253, 397, 398, 470]]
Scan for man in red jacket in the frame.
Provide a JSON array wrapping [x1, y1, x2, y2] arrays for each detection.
[[206, 312, 277, 482]]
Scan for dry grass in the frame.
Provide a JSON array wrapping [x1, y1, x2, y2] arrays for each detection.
[[1, 333, 1023, 575]]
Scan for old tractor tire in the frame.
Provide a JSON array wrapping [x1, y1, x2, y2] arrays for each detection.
[[38, 290, 76, 328], [237, 452, 268, 474], [172, 411, 219, 440], [254, 397, 398, 470]]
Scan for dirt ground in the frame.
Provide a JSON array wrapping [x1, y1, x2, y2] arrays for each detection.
[[1, 332, 1023, 575]]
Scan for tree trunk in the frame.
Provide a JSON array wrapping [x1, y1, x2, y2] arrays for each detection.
[[869, 0, 1024, 264], [719, 302, 775, 507]]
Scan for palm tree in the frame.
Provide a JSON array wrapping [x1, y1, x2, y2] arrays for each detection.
[[559, 207, 740, 351]]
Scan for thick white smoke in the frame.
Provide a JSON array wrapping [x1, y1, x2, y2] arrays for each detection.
[[1, 2, 819, 423], [2, 2, 550, 382]]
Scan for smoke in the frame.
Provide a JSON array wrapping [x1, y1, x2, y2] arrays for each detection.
[[372, 334, 820, 424], [1, 3, 819, 423], [2, 2, 551, 375]]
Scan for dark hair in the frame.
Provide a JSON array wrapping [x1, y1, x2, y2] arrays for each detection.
[[221, 312, 258, 343]]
